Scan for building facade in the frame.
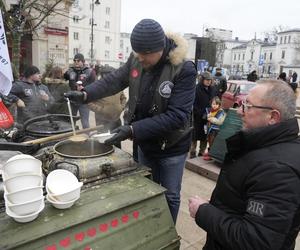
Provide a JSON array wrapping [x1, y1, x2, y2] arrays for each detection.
[[69, 0, 121, 68]]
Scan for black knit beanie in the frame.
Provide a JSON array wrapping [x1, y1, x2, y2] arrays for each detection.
[[130, 19, 166, 54], [23, 66, 40, 78], [74, 53, 85, 62]]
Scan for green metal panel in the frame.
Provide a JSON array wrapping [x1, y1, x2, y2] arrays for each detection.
[[209, 109, 243, 163], [0, 175, 180, 250]]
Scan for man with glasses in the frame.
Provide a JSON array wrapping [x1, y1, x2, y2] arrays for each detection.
[[64, 53, 96, 128], [189, 80, 300, 249]]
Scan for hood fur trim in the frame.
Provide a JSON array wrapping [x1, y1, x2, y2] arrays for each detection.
[[166, 32, 188, 66]]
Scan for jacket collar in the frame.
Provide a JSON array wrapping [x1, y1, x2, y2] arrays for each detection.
[[226, 118, 299, 159]]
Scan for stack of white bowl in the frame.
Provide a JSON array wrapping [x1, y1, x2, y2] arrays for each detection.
[[46, 169, 82, 209], [2, 154, 44, 223]]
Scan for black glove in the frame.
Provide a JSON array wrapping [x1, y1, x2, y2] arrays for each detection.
[[64, 91, 85, 104], [104, 125, 133, 146]]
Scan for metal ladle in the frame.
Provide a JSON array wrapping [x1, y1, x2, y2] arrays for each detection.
[[66, 97, 88, 143]]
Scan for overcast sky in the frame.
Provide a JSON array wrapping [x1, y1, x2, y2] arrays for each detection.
[[120, 0, 299, 40]]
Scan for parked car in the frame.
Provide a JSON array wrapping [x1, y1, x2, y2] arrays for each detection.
[[221, 80, 256, 109]]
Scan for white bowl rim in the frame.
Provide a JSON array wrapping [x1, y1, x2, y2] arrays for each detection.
[[6, 201, 45, 218], [3, 173, 42, 183], [46, 194, 78, 204], [46, 182, 82, 196], [6, 154, 35, 163], [5, 185, 44, 196], [4, 157, 42, 167], [5, 195, 44, 207]]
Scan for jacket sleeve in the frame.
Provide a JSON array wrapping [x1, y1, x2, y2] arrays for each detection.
[[132, 61, 196, 141], [84, 56, 132, 102], [195, 161, 300, 250]]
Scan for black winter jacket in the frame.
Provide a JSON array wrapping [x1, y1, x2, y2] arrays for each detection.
[[193, 82, 216, 140], [84, 33, 196, 158], [64, 66, 96, 90], [196, 118, 300, 250]]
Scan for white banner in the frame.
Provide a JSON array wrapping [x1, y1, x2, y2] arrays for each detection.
[[0, 11, 13, 95]]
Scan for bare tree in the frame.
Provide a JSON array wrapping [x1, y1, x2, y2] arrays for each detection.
[[262, 25, 289, 43], [0, 0, 73, 74]]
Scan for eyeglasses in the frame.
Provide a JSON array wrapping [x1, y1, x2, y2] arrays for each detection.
[[241, 100, 273, 113]]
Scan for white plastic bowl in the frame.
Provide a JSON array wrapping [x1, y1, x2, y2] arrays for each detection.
[[5, 186, 43, 204], [3, 158, 42, 178], [50, 182, 83, 202], [5, 201, 45, 223], [46, 194, 78, 209], [3, 174, 42, 193], [5, 196, 44, 216], [46, 169, 79, 194], [92, 132, 116, 143], [6, 154, 35, 163]]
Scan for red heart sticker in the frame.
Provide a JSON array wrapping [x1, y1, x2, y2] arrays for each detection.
[[131, 69, 139, 78], [99, 223, 108, 232], [132, 211, 139, 219], [45, 245, 57, 250], [87, 227, 97, 237], [121, 215, 129, 223], [74, 232, 85, 241], [59, 237, 70, 248], [111, 219, 118, 228]]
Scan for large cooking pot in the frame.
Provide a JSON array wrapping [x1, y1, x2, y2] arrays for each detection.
[[41, 139, 136, 183]]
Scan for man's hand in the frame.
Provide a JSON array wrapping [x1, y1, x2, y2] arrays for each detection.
[[188, 195, 209, 218], [16, 99, 25, 108], [64, 91, 86, 103], [104, 125, 133, 146]]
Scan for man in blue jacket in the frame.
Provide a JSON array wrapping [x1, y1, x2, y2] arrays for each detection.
[[65, 19, 197, 223], [189, 80, 300, 249]]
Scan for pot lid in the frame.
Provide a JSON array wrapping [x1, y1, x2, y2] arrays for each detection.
[[25, 116, 73, 135]]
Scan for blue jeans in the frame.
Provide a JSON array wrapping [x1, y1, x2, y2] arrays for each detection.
[[138, 148, 187, 223], [71, 103, 90, 129]]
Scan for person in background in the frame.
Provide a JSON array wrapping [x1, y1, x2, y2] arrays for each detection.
[[278, 72, 287, 82], [202, 96, 225, 161], [188, 80, 300, 249], [190, 72, 216, 158], [65, 19, 197, 223], [213, 67, 227, 98], [247, 70, 258, 82], [44, 66, 69, 115], [9, 66, 54, 123], [64, 53, 96, 128]]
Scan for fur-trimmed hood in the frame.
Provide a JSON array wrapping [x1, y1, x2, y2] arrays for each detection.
[[44, 77, 68, 85], [133, 32, 188, 66], [166, 32, 188, 66]]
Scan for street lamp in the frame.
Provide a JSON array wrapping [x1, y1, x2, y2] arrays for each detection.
[[90, 0, 100, 64]]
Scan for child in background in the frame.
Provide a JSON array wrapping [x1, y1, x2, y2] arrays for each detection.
[[203, 97, 226, 161]]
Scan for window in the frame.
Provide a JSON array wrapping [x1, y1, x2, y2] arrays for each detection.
[[262, 66, 265, 73], [73, 48, 79, 55], [243, 54, 245, 60], [106, 7, 110, 15], [73, 32, 79, 40], [268, 65, 271, 73], [105, 50, 110, 58], [120, 40, 124, 49], [264, 53, 266, 60], [105, 36, 111, 44], [238, 54, 240, 60], [126, 47, 129, 53], [288, 35, 291, 43], [73, 16, 79, 23], [284, 36, 287, 44], [89, 18, 92, 25], [234, 54, 236, 60], [281, 50, 285, 59], [280, 37, 283, 44], [270, 52, 272, 60], [105, 21, 110, 29], [251, 52, 254, 60]]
